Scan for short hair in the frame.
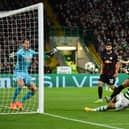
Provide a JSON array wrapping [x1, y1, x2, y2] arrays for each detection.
[[22, 38, 29, 44], [105, 42, 112, 46]]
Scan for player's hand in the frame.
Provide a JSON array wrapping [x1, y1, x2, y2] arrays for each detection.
[[99, 70, 103, 74], [50, 48, 57, 55], [9, 52, 15, 58], [120, 68, 129, 74]]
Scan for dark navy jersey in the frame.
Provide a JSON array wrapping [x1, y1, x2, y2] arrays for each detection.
[[101, 51, 119, 75]]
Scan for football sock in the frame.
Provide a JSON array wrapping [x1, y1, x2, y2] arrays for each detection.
[[12, 86, 22, 102], [94, 105, 108, 112], [98, 87, 103, 99], [21, 91, 34, 103], [111, 85, 124, 99]]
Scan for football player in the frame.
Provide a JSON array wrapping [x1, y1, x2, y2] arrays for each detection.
[[95, 41, 120, 103], [85, 88, 129, 112]]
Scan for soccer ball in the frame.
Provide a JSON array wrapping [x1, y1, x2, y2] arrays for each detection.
[[85, 62, 95, 73]]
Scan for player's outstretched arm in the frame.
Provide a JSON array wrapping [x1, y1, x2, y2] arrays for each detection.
[[45, 48, 57, 56], [120, 59, 129, 64]]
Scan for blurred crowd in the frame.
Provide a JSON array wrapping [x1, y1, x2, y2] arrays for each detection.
[[52, 0, 129, 61], [1, 0, 129, 73], [0, 1, 39, 74]]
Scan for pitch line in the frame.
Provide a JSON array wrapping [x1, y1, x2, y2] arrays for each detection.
[[44, 113, 124, 129]]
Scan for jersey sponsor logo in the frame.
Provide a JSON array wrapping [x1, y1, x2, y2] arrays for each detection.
[[26, 58, 31, 62], [110, 57, 113, 60], [105, 60, 112, 63], [109, 78, 114, 84]]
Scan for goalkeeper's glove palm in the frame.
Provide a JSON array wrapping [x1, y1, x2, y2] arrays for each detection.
[[9, 52, 15, 58]]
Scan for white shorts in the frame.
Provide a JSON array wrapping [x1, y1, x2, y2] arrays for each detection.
[[115, 93, 129, 111]]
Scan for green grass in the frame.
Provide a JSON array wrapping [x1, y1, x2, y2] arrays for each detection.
[[0, 87, 128, 129], [0, 88, 38, 113]]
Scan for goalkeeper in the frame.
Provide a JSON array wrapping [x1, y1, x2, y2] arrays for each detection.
[[10, 38, 57, 110], [10, 39, 38, 110]]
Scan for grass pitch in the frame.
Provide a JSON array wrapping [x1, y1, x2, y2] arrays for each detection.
[[0, 87, 128, 129]]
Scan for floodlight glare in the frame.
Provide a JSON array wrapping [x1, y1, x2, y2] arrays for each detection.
[[56, 46, 76, 50]]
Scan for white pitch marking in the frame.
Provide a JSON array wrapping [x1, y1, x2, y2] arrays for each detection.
[[44, 113, 124, 129]]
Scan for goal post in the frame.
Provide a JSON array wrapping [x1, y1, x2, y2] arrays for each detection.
[[38, 3, 44, 114], [0, 3, 44, 114]]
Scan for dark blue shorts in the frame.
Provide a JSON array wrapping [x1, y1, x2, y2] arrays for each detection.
[[99, 74, 115, 85]]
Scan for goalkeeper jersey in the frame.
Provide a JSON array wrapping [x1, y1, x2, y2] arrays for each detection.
[[14, 48, 38, 73]]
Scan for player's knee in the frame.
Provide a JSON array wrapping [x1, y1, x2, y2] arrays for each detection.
[[17, 79, 24, 87], [123, 79, 129, 87], [30, 84, 37, 93], [98, 82, 103, 87], [108, 103, 115, 109], [32, 87, 37, 93]]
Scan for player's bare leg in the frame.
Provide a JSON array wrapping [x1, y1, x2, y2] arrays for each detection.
[[107, 79, 129, 102], [105, 85, 116, 103]]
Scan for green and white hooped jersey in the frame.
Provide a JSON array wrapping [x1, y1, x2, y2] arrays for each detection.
[[124, 89, 129, 100]]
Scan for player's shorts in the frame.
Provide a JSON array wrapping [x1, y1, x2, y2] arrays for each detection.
[[99, 74, 115, 85], [115, 93, 129, 111], [14, 71, 32, 85]]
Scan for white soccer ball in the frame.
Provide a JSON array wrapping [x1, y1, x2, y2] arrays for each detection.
[[94, 68, 99, 73], [85, 62, 95, 72]]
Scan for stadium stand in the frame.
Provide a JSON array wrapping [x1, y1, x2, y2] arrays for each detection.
[[51, 0, 129, 55], [48, 0, 129, 72], [1, 0, 129, 73]]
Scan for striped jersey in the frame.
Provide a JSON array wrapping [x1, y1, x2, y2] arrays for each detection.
[[124, 89, 129, 100]]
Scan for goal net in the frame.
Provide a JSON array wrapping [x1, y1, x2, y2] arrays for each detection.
[[0, 3, 44, 114]]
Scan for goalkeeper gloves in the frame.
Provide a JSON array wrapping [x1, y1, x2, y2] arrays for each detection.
[[9, 52, 15, 58]]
